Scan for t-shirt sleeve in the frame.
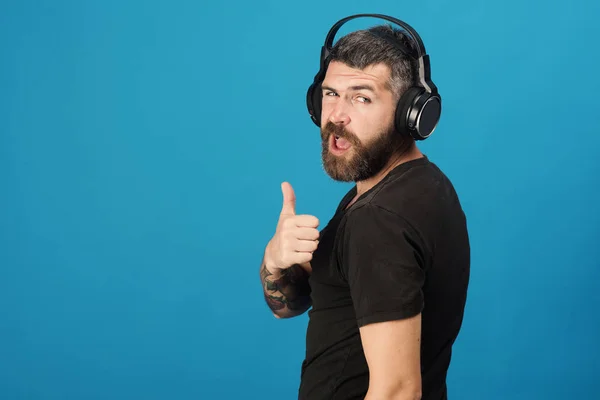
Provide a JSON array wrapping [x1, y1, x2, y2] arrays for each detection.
[[341, 204, 427, 327]]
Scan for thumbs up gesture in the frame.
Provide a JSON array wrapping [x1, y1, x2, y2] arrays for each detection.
[[264, 182, 320, 273]]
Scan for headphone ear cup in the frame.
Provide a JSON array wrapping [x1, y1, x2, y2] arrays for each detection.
[[307, 51, 331, 127], [395, 87, 423, 138], [306, 82, 321, 127], [395, 87, 441, 140], [309, 83, 323, 127]]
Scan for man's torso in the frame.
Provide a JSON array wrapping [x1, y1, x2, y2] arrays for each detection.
[[298, 157, 470, 400]]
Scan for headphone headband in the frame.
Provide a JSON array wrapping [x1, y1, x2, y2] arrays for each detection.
[[323, 14, 426, 58], [320, 13, 437, 96]]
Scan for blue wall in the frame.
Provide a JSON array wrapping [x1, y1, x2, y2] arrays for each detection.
[[1, 0, 599, 399]]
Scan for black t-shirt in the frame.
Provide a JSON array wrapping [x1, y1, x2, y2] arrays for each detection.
[[298, 156, 470, 400]]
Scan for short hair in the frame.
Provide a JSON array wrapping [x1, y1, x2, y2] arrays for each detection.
[[327, 24, 420, 100]]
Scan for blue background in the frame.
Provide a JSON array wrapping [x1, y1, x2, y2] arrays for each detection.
[[1, 0, 599, 399]]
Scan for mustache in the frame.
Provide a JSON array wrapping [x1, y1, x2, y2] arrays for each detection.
[[321, 121, 359, 144]]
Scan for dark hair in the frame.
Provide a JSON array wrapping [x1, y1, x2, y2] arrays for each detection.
[[328, 24, 419, 99]]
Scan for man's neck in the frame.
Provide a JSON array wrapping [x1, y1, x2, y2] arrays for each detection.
[[353, 142, 424, 201]]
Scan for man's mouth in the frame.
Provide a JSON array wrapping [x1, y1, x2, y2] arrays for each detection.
[[334, 136, 352, 150], [329, 134, 352, 155]]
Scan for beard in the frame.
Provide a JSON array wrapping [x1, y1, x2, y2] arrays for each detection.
[[320, 120, 409, 182]]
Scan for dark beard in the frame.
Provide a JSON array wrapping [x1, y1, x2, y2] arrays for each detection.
[[320, 121, 408, 182]]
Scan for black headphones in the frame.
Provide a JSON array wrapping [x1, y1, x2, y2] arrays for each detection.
[[306, 14, 441, 141]]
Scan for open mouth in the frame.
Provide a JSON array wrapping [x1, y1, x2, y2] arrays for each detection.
[[330, 135, 352, 154]]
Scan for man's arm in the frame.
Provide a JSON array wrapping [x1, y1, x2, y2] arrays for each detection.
[[259, 181, 317, 318], [360, 314, 422, 400], [342, 204, 428, 399], [259, 260, 312, 319]]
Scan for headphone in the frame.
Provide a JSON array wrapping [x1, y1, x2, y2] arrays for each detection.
[[306, 14, 441, 141]]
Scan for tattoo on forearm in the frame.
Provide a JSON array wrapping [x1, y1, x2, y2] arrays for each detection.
[[261, 264, 311, 314]]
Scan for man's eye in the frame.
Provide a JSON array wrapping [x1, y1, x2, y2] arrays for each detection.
[[356, 96, 370, 103], [324, 91, 337, 96]]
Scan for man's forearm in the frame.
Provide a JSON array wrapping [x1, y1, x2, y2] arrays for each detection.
[[259, 262, 311, 318]]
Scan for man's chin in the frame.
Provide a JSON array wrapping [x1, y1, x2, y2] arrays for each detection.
[[322, 161, 363, 182]]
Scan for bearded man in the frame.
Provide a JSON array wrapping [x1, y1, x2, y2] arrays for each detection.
[[258, 15, 471, 400]]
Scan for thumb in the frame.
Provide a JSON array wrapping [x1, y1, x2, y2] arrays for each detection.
[[280, 181, 296, 215]]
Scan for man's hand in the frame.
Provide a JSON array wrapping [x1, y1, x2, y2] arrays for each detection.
[[259, 182, 317, 318], [264, 182, 320, 274]]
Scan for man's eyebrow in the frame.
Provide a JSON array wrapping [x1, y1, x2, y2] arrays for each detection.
[[321, 84, 377, 93], [349, 84, 376, 92]]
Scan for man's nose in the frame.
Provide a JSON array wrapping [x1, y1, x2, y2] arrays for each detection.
[[327, 99, 351, 126]]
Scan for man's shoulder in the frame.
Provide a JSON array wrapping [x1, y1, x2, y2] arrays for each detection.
[[360, 157, 458, 217]]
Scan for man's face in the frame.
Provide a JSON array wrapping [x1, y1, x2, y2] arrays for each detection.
[[319, 61, 406, 182]]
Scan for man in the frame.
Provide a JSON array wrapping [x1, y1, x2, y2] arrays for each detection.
[[259, 16, 470, 400]]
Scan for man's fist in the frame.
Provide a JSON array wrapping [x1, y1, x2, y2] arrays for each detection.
[[264, 182, 320, 273]]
